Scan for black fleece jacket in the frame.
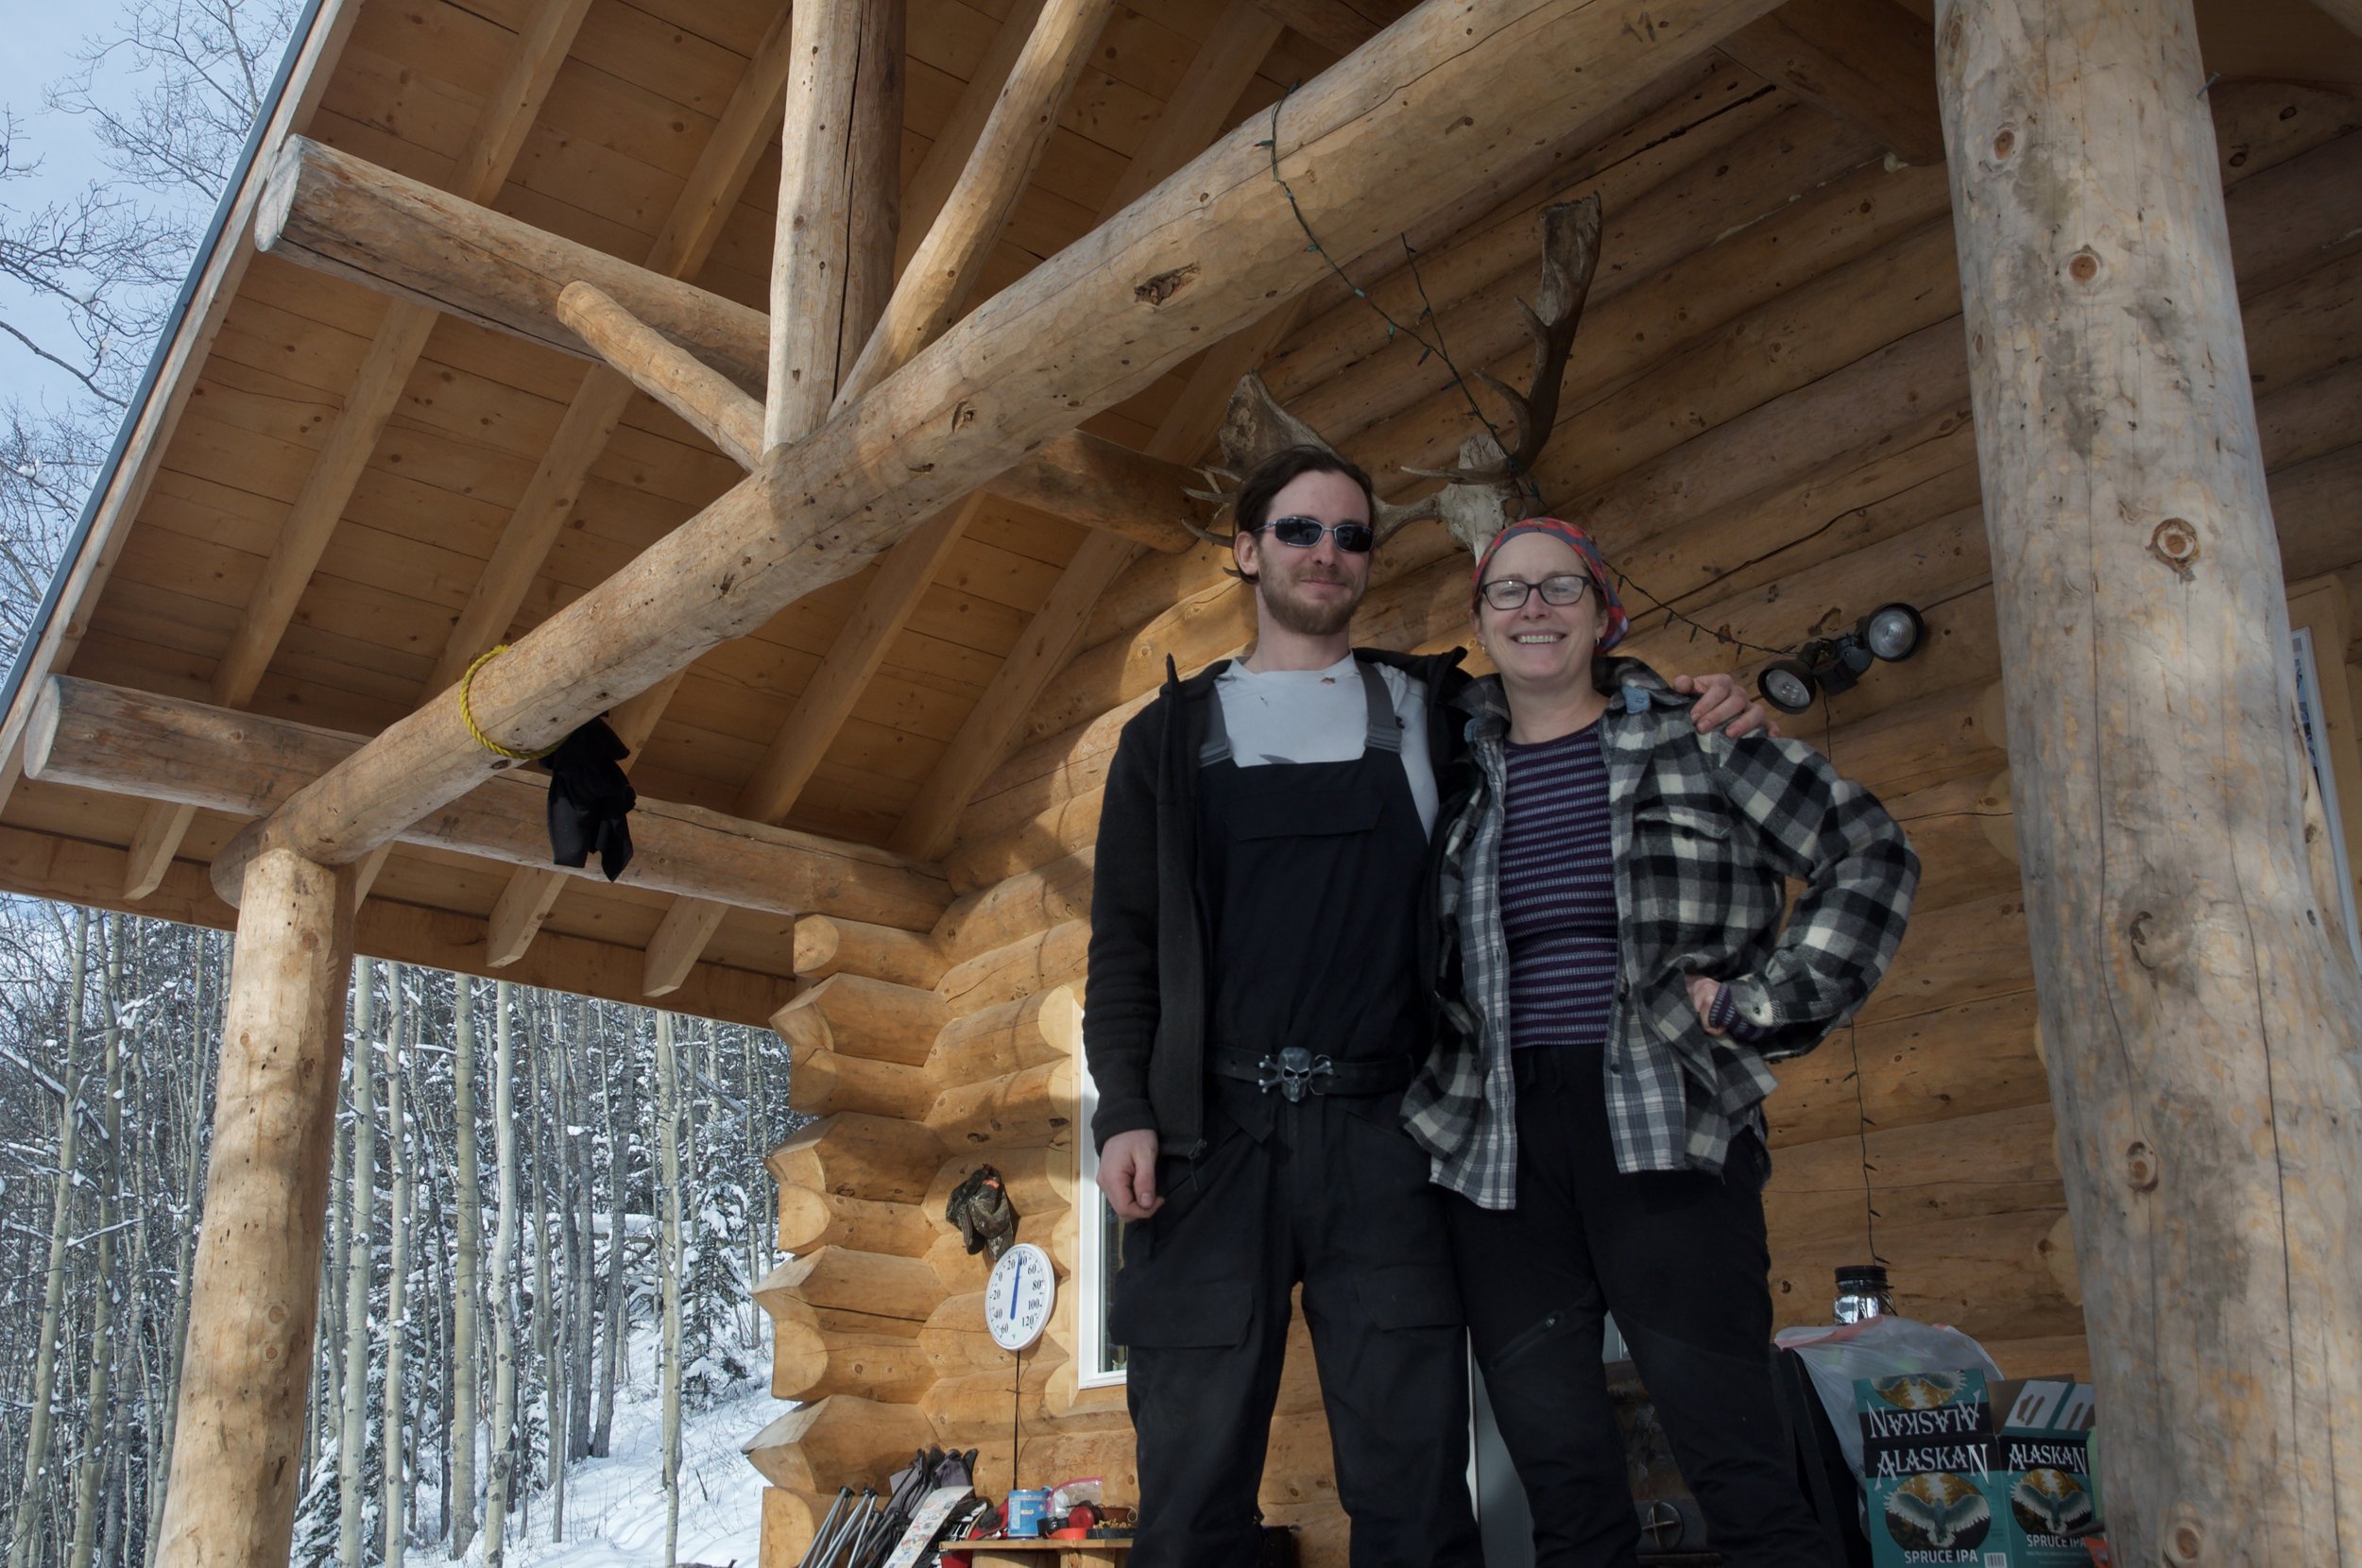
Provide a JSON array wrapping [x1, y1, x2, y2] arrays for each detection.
[[1081, 646, 1473, 1158]]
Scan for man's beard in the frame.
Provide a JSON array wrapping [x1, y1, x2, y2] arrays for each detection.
[[1259, 569, 1361, 637]]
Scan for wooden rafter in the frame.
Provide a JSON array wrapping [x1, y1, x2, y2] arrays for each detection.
[[25, 678, 950, 932], [118, 0, 596, 902], [557, 282, 763, 468], [209, 0, 1790, 904], [834, 0, 1117, 407], [0, 0, 362, 822], [896, 0, 1050, 276], [1719, 0, 1943, 166]]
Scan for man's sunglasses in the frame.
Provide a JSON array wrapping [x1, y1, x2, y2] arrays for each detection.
[[1254, 515, 1376, 554], [1478, 572, 1596, 611]]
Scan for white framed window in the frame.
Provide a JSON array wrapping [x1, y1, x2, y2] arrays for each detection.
[[1073, 1046, 1128, 1388], [2291, 623, 2362, 968]]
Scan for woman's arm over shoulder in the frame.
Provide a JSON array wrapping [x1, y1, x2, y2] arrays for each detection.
[[1699, 728, 1921, 1053], [1082, 705, 1166, 1146]]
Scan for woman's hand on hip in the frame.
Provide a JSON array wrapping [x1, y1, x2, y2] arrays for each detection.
[[1686, 974, 1730, 1037]]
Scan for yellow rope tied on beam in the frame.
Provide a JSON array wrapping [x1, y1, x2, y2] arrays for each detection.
[[459, 645, 561, 761]]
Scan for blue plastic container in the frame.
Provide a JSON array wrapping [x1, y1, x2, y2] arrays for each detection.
[[1005, 1489, 1049, 1538]]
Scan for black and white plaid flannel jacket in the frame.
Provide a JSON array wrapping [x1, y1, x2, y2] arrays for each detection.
[[1404, 662, 1919, 1209]]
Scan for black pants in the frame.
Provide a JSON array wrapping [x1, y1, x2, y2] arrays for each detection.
[[1112, 1083, 1483, 1568], [1446, 1049, 1828, 1568]]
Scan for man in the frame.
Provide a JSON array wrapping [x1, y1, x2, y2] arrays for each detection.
[[1082, 446, 1764, 1566]]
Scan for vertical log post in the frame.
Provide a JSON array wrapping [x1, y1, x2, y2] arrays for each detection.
[[766, 0, 904, 450], [152, 847, 356, 1564], [1935, 2, 2362, 1561]]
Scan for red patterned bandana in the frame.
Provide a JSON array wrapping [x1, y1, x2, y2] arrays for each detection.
[[1471, 517, 1630, 651]]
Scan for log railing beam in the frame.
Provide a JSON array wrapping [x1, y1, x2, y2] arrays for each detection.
[[1936, 0, 2362, 1559], [214, 0, 1790, 896]]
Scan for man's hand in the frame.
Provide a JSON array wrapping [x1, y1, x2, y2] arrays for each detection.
[[1098, 1128, 1165, 1220], [1673, 672, 1781, 740], [1686, 974, 1729, 1037]]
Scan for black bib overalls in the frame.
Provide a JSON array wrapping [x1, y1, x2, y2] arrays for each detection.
[[1110, 662, 1482, 1568]]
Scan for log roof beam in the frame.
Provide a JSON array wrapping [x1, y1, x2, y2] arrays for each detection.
[[24, 677, 950, 934], [835, 0, 1116, 408], [650, 1, 1279, 980], [116, 0, 597, 903], [256, 134, 1211, 547], [209, 0, 1791, 903], [1717, 0, 1943, 167]]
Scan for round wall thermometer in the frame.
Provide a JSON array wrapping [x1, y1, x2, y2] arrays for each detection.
[[984, 1241, 1055, 1351]]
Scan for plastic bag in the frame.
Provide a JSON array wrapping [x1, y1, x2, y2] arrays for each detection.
[[1775, 1316, 2003, 1476]]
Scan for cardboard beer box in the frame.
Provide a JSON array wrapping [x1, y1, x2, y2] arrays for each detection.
[[1857, 1370, 2001, 1567], [1990, 1378, 2101, 1564], [1853, 1369, 2102, 1568]]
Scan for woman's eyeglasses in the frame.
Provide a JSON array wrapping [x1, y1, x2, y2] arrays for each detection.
[[1255, 515, 1376, 554], [1479, 572, 1595, 611]]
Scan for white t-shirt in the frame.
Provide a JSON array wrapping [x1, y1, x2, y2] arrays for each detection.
[[1211, 655, 1440, 835]]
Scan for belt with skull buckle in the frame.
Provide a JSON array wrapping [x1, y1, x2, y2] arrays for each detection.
[[1256, 1046, 1334, 1102]]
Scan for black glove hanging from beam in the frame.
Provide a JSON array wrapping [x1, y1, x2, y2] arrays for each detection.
[[542, 717, 635, 880]]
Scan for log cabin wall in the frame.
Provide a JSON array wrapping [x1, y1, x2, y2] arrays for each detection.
[[751, 51, 2362, 1568]]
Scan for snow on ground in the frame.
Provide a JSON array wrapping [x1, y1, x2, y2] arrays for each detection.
[[418, 1328, 777, 1568]]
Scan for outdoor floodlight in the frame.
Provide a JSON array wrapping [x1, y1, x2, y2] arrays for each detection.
[[1756, 603, 1926, 714]]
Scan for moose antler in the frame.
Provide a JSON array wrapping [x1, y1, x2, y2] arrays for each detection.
[[1186, 194, 1604, 559], [1406, 194, 1601, 492], [1183, 373, 1445, 545]]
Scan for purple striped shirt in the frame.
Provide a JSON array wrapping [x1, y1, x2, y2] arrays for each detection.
[[1499, 721, 1619, 1051]]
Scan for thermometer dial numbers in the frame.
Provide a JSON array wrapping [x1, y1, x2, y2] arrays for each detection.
[[984, 1242, 1055, 1352]]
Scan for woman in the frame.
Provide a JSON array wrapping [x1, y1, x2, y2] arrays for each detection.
[[1404, 518, 1919, 1567]]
